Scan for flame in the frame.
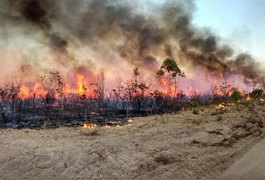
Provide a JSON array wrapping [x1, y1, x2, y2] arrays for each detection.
[[63, 84, 71, 96], [246, 95, 252, 101], [33, 82, 48, 98], [77, 74, 86, 95], [159, 79, 176, 96], [226, 102, 235, 106], [83, 122, 97, 129], [18, 85, 30, 100], [216, 103, 225, 109], [76, 74, 95, 98], [15, 69, 260, 100], [18, 83, 48, 99], [17, 72, 98, 99]]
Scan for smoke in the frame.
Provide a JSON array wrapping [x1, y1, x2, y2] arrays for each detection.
[[0, 0, 264, 88]]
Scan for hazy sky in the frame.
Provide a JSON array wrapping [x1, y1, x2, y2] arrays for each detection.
[[193, 0, 265, 63]]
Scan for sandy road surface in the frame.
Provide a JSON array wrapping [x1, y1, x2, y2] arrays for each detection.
[[217, 138, 265, 180], [0, 103, 264, 180]]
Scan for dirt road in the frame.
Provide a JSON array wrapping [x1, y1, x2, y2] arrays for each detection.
[[217, 138, 265, 180]]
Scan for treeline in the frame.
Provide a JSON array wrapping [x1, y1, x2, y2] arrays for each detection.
[[0, 58, 264, 128]]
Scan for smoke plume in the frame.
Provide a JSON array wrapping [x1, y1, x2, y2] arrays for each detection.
[[0, 0, 264, 89]]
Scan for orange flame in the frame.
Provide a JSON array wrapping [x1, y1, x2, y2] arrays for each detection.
[[216, 103, 225, 109], [246, 95, 252, 101], [77, 74, 85, 95], [83, 122, 97, 129], [33, 82, 48, 98], [18, 85, 30, 100], [159, 79, 176, 96], [17, 73, 98, 99]]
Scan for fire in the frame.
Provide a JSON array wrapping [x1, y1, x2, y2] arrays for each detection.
[[14, 68, 262, 101], [159, 79, 176, 97], [17, 73, 98, 99], [83, 122, 97, 129], [18, 85, 30, 100], [77, 74, 86, 95], [33, 82, 48, 98], [246, 95, 252, 101], [63, 84, 71, 96], [18, 83, 48, 99], [75, 74, 95, 98], [226, 102, 235, 106], [160, 79, 168, 95], [216, 103, 225, 109]]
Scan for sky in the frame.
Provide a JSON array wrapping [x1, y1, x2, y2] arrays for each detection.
[[193, 0, 265, 64]]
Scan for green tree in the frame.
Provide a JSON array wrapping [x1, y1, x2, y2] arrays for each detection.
[[157, 57, 184, 98], [231, 90, 242, 110], [231, 90, 242, 102]]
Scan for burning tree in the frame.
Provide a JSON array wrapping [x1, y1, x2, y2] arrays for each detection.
[[129, 68, 150, 112], [157, 57, 185, 97], [113, 68, 150, 117], [156, 58, 185, 112], [0, 65, 29, 122], [212, 81, 234, 103], [91, 71, 105, 109], [40, 71, 64, 123]]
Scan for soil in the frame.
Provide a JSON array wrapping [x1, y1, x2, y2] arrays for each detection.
[[0, 102, 264, 180]]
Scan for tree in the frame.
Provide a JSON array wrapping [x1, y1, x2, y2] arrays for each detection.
[[157, 57, 184, 98], [0, 65, 30, 122], [91, 71, 105, 108], [231, 89, 242, 110], [129, 68, 149, 112], [155, 58, 185, 112], [231, 90, 242, 103], [113, 68, 150, 117], [40, 71, 64, 122]]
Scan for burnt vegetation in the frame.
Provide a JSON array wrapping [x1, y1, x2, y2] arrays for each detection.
[[0, 58, 264, 129], [0, 1, 265, 129]]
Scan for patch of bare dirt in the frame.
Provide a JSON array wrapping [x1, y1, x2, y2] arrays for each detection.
[[0, 102, 264, 180]]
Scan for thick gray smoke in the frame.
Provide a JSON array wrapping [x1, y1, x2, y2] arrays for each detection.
[[0, 0, 264, 88]]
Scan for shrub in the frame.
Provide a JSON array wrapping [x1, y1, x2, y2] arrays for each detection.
[[189, 98, 200, 109], [231, 90, 242, 103], [249, 89, 264, 99]]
